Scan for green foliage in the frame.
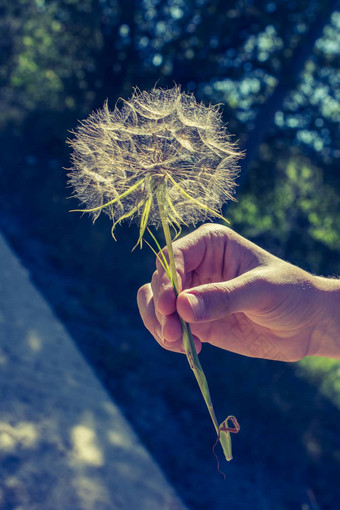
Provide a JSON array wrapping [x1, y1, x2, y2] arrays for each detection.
[[229, 156, 340, 274], [0, 0, 102, 122], [297, 357, 340, 409]]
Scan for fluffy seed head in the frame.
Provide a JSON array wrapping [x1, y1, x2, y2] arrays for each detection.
[[67, 86, 243, 234]]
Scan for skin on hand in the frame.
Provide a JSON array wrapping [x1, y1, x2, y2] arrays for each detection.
[[137, 224, 340, 362]]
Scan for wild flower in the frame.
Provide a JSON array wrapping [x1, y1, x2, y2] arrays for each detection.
[[68, 86, 242, 465], [68, 86, 242, 244]]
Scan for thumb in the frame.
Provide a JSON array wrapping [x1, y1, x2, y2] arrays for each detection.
[[176, 273, 263, 323]]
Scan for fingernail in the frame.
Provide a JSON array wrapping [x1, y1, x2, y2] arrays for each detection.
[[185, 293, 205, 320]]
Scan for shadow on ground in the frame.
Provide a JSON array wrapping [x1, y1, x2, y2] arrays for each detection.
[[0, 232, 186, 510]]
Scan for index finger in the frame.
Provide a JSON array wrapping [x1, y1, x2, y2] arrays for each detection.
[[151, 266, 177, 317], [153, 226, 208, 315]]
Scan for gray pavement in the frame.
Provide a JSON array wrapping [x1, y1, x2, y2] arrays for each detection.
[[0, 231, 187, 510]]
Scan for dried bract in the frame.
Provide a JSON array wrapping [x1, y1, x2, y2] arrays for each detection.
[[67, 86, 243, 236]]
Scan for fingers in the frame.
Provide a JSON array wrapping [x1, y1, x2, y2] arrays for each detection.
[[152, 224, 243, 315], [154, 225, 209, 292], [154, 223, 266, 295], [137, 282, 203, 354], [151, 266, 177, 316], [137, 283, 184, 353], [170, 226, 208, 274]]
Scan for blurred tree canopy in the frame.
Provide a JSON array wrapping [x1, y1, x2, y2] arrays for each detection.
[[1, 0, 339, 277]]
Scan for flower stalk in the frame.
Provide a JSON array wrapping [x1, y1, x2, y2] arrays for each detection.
[[155, 182, 238, 462]]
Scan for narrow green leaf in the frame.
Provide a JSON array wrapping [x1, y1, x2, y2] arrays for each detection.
[[110, 204, 140, 240], [70, 177, 145, 214], [165, 173, 230, 224], [146, 227, 173, 283], [165, 190, 189, 228], [138, 195, 153, 247]]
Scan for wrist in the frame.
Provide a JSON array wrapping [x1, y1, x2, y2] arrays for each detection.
[[308, 276, 340, 359]]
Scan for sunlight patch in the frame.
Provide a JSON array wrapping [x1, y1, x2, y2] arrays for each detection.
[[27, 329, 43, 352], [0, 422, 38, 451], [71, 425, 104, 466], [107, 429, 132, 449]]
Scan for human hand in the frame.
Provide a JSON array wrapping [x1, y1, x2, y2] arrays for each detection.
[[137, 224, 340, 362]]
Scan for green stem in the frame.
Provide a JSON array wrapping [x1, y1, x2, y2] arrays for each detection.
[[156, 185, 220, 436]]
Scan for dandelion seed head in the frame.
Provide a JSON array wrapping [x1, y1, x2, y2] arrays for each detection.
[[67, 86, 243, 229]]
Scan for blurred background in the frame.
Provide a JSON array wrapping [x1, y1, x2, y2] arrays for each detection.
[[0, 0, 339, 508]]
